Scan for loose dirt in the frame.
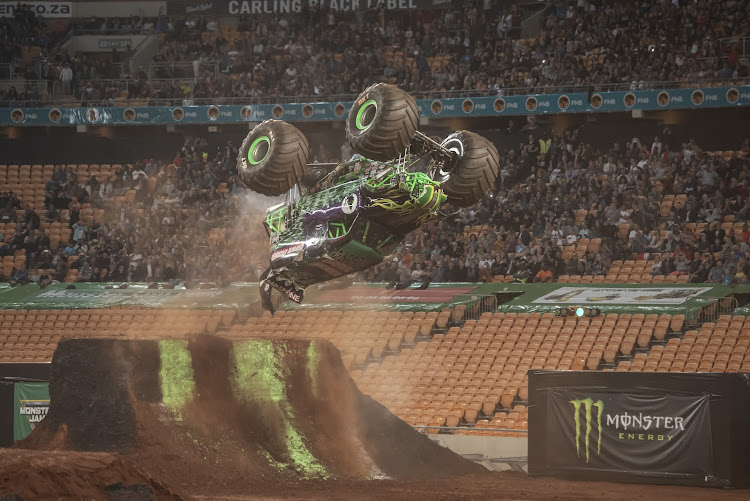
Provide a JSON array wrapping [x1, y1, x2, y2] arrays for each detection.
[[0, 449, 184, 500]]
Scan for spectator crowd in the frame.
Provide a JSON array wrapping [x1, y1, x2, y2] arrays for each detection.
[[1, 124, 750, 289], [2, 0, 749, 106], [365, 127, 750, 288], [1, 0, 750, 290], [1, 136, 267, 286]]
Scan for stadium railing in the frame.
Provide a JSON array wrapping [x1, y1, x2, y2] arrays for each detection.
[[3, 78, 750, 108]]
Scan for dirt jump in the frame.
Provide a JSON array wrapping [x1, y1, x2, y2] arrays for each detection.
[[10, 335, 484, 498], [6, 334, 750, 500]]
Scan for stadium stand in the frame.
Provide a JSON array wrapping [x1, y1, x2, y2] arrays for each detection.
[[198, 306, 750, 434], [2, 294, 749, 436], [0, 131, 749, 286], [2, 1, 749, 106], [0, 307, 236, 363]]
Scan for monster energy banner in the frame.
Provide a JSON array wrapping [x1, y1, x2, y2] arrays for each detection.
[[547, 389, 713, 478], [529, 371, 750, 488], [13, 382, 49, 441]]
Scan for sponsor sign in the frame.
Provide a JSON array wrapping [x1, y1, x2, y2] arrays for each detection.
[[529, 371, 750, 488], [315, 286, 474, 303], [0, 1, 71, 17], [271, 243, 304, 262], [532, 286, 711, 305], [13, 382, 50, 441], [547, 389, 713, 477], [0, 283, 249, 309], [98, 39, 132, 49], [262, 277, 304, 303], [3, 86, 749, 126], [170, 0, 438, 14]]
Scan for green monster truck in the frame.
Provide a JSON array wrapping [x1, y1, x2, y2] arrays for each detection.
[[237, 83, 499, 310]]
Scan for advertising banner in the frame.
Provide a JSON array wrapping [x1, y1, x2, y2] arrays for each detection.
[[3, 86, 749, 126], [314, 285, 475, 303], [532, 286, 712, 305], [0, 1, 72, 17], [0, 282, 259, 309], [169, 0, 434, 15], [13, 382, 50, 441], [528, 371, 750, 488], [546, 389, 713, 477]]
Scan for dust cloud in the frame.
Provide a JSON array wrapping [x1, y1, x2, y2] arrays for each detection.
[[225, 189, 287, 282]]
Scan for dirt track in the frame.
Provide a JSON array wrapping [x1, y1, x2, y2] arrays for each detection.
[[2, 450, 749, 501]]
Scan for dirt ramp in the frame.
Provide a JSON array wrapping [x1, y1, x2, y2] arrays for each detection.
[[20, 335, 485, 491]]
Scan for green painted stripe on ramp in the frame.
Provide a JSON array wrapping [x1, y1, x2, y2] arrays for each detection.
[[159, 339, 196, 419], [231, 340, 328, 478]]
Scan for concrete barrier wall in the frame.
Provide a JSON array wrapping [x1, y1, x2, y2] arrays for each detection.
[[427, 434, 528, 472]]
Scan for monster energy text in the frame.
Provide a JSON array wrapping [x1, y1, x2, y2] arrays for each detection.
[[606, 413, 685, 431], [572, 398, 689, 460]]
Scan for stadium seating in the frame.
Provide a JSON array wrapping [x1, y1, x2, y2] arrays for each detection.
[[226, 310, 433, 369], [0, 307, 236, 363], [1, 304, 748, 435]]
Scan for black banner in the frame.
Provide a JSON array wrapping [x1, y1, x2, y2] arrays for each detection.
[[547, 390, 713, 477], [168, 0, 445, 15], [528, 371, 750, 488]]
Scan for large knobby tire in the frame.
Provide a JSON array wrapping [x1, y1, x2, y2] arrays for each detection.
[[237, 120, 309, 196], [437, 131, 499, 208], [345, 82, 418, 161]]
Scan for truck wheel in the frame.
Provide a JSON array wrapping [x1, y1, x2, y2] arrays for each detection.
[[346, 82, 418, 161], [237, 120, 309, 196], [435, 131, 499, 208]]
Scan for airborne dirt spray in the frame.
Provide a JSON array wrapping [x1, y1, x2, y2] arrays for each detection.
[[225, 190, 286, 281]]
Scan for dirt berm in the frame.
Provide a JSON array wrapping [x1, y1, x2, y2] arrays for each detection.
[[18, 335, 486, 495]]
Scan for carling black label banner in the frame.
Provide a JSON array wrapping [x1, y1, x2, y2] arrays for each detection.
[[168, 0, 442, 15], [547, 389, 713, 477]]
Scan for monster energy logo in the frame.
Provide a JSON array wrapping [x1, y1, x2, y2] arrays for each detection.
[[570, 397, 603, 463]]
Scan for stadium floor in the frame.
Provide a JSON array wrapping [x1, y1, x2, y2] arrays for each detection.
[[2, 450, 748, 501]]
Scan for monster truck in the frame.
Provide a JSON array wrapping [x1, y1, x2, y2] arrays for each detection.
[[237, 83, 499, 310]]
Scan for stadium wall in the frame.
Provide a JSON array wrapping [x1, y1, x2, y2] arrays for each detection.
[[428, 434, 528, 472], [1, 114, 749, 164], [0, 282, 745, 315]]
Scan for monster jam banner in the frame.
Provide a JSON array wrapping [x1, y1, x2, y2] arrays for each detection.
[[4, 85, 749, 126], [529, 371, 750, 488], [547, 389, 713, 478], [532, 286, 712, 305], [13, 382, 49, 441]]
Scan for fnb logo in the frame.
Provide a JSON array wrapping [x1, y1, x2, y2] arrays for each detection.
[[570, 397, 603, 463]]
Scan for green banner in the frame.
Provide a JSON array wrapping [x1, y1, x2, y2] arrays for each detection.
[[0, 282, 259, 310], [0, 281, 744, 316], [13, 382, 50, 441]]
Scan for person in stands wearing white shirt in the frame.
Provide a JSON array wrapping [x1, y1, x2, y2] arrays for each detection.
[[59, 62, 73, 95]]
